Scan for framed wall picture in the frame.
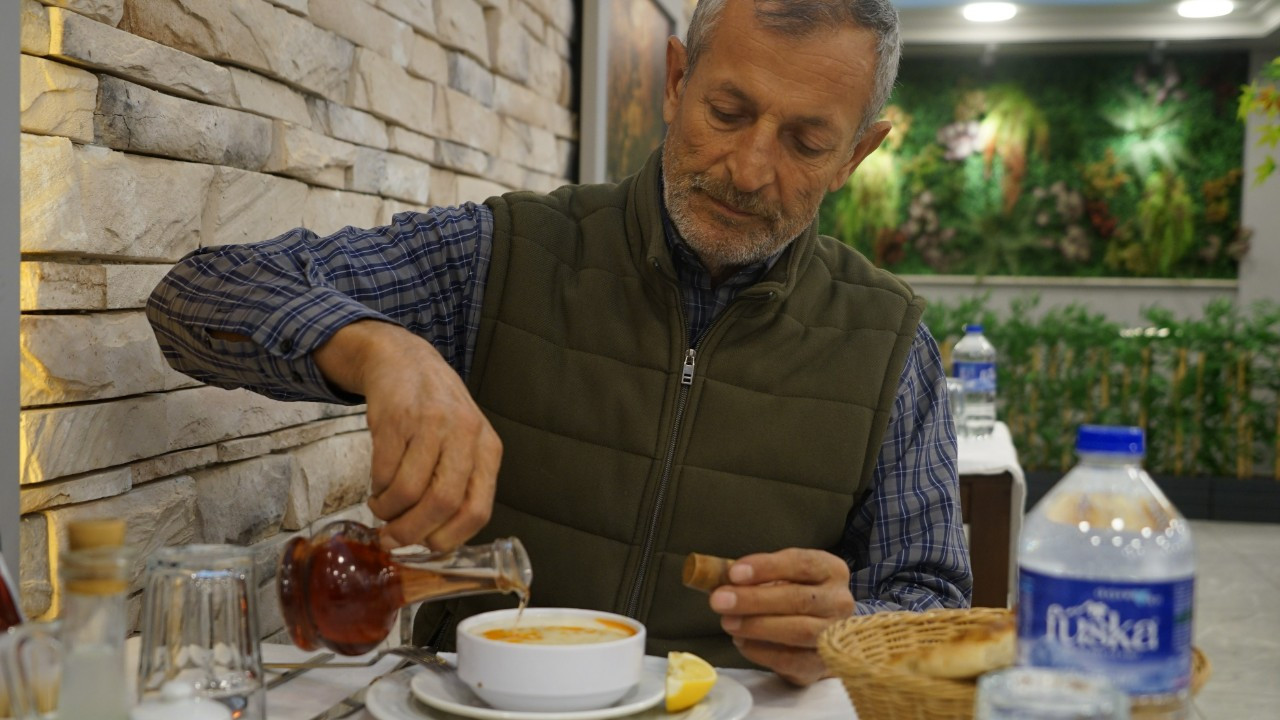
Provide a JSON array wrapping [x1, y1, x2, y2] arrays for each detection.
[[579, 0, 689, 184]]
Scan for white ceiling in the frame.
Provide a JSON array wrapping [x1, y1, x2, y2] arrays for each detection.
[[896, 0, 1280, 49]]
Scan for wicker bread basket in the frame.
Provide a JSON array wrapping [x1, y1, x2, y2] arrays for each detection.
[[818, 608, 1210, 720]]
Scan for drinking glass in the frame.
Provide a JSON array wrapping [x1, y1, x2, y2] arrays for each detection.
[[946, 376, 969, 438], [976, 667, 1129, 720], [0, 620, 60, 720], [137, 546, 264, 720]]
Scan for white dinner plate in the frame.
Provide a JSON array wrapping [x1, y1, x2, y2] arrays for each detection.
[[365, 656, 753, 720]]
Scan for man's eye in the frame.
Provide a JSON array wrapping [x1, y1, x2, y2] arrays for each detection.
[[794, 141, 825, 157], [710, 107, 739, 123]]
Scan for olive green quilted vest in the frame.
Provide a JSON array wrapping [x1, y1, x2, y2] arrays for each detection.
[[414, 149, 924, 668]]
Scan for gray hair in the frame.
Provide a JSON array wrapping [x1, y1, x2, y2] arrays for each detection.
[[684, 0, 901, 141]]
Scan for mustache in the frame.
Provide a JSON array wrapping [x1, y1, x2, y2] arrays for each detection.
[[688, 174, 782, 222]]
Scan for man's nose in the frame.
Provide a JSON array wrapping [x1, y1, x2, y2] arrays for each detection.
[[725, 125, 777, 194]]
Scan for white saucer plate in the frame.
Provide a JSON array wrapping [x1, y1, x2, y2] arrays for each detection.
[[365, 656, 753, 720]]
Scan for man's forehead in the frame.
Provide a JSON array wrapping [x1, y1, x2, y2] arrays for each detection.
[[706, 80, 838, 129]]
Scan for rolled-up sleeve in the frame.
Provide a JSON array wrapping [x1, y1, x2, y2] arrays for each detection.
[[839, 323, 973, 613], [146, 203, 493, 404]]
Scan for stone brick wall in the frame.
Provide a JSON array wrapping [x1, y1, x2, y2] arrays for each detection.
[[18, 0, 577, 639]]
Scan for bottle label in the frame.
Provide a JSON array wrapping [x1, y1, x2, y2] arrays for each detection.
[[1018, 567, 1194, 697], [954, 361, 996, 393]]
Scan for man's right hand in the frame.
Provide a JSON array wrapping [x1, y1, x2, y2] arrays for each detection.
[[314, 320, 502, 551]]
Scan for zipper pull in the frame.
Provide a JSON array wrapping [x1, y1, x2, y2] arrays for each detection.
[[681, 349, 697, 386]]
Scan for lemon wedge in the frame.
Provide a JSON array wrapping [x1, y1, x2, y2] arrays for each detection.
[[665, 651, 717, 712]]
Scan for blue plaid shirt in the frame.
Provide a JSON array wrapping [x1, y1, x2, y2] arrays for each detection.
[[148, 202, 972, 613]]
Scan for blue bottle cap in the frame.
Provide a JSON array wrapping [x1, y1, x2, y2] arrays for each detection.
[[1075, 425, 1144, 455], [964, 324, 983, 333]]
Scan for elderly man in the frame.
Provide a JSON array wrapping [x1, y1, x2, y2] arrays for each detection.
[[147, 0, 971, 685]]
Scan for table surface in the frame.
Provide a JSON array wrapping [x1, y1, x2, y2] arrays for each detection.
[[261, 644, 859, 720], [957, 421, 1027, 607]]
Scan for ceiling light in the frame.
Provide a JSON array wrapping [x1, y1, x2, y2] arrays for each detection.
[[963, 2, 1018, 22], [1176, 0, 1233, 18]]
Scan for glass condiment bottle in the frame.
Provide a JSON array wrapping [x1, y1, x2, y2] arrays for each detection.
[[0, 550, 24, 631], [277, 521, 532, 655], [56, 519, 139, 720]]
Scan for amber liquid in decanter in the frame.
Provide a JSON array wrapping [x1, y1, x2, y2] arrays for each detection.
[[277, 521, 531, 655]]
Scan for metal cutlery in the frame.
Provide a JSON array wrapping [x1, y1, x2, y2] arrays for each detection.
[[265, 651, 336, 690]]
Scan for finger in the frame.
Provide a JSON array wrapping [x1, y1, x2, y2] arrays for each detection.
[[731, 548, 849, 586], [367, 431, 443, 521], [730, 638, 829, 687], [711, 580, 854, 619], [384, 450, 473, 548], [368, 422, 409, 497], [425, 428, 501, 550], [720, 613, 832, 648]]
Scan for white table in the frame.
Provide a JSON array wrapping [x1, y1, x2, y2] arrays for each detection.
[[261, 644, 858, 720], [957, 421, 1027, 608]]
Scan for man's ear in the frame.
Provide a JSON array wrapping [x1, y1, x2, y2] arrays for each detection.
[[828, 120, 892, 193], [662, 36, 689, 125]]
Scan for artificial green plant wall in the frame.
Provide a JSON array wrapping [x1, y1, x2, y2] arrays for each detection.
[[821, 52, 1249, 278]]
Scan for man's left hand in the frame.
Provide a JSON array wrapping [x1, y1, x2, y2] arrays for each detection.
[[708, 548, 854, 686]]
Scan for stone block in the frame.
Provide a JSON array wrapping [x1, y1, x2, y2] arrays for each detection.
[[229, 67, 311, 127], [94, 76, 272, 170], [489, 158, 526, 190], [22, 0, 50, 54], [257, 581, 284, 638], [216, 415, 368, 463], [408, 33, 447, 84], [264, 0, 308, 15], [20, 312, 171, 406], [131, 446, 220, 485], [498, 116, 558, 172], [19, 516, 51, 619], [308, 98, 388, 149], [525, 0, 571, 35], [303, 187, 382, 236], [22, 136, 217, 260], [309, 0, 412, 67], [429, 167, 459, 207], [493, 74, 561, 132], [283, 432, 372, 529], [378, 0, 436, 36], [308, 502, 375, 534], [193, 455, 293, 545], [447, 51, 494, 107], [203, 166, 307, 247], [349, 47, 436, 133], [43, 477, 198, 603], [20, 394, 168, 484], [20, 262, 102, 310], [475, 0, 507, 10], [48, 7, 234, 105], [511, 0, 545, 37], [20, 468, 132, 514], [387, 126, 436, 163], [120, 0, 354, 102], [20, 134, 87, 253], [106, 265, 173, 308], [527, 41, 563, 100], [434, 0, 489, 64], [456, 175, 509, 203], [43, 0, 124, 25], [349, 148, 432, 204], [249, 531, 301, 587], [546, 20, 572, 60], [264, 120, 357, 189], [165, 386, 338, 454], [485, 12, 531, 83], [433, 85, 499, 151], [20, 55, 97, 143], [434, 139, 492, 176]]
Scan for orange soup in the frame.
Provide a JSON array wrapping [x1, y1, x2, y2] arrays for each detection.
[[480, 618, 637, 645]]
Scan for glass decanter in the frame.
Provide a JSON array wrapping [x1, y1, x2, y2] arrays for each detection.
[[277, 521, 531, 655]]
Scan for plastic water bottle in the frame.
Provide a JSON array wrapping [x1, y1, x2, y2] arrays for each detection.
[[952, 324, 997, 436], [1017, 425, 1195, 720]]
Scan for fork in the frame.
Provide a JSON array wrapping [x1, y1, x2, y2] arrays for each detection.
[[265, 645, 445, 670]]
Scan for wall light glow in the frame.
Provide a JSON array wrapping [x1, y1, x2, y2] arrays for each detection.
[[963, 2, 1018, 22], [1176, 0, 1234, 18]]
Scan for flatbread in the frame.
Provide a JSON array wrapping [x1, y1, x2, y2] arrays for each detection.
[[889, 617, 1016, 680]]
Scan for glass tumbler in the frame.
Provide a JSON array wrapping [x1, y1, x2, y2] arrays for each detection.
[[976, 667, 1129, 720], [0, 621, 60, 720], [137, 546, 264, 720], [946, 376, 969, 438]]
